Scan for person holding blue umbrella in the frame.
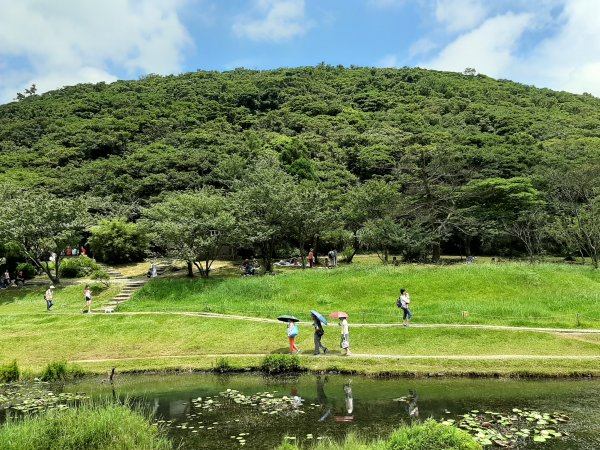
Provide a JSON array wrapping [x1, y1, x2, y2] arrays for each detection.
[[311, 310, 328, 355]]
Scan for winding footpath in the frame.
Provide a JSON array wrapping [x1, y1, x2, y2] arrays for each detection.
[[95, 310, 600, 335]]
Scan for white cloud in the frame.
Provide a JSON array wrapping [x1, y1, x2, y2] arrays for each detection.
[[423, 12, 532, 77], [421, 0, 600, 96], [233, 0, 311, 42], [522, 0, 600, 95], [435, 0, 487, 32], [0, 0, 192, 103]]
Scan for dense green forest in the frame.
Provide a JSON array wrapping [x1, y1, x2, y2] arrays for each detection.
[[2, 66, 600, 275]]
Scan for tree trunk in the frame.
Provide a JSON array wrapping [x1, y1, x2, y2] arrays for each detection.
[[345, 232, 360, 264], [432, 241, 441, 263], [187, 261, 194, 277], [54, 256, 61, 283], [464, 236, 471, 257]]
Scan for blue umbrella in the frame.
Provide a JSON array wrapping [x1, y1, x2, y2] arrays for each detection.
[[310, 310, 328, 325]]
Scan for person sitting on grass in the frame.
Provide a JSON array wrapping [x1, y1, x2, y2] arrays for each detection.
[[3, 269, 10, 288]]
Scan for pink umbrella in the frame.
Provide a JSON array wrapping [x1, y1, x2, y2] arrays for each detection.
[[329, 312, 349, 319]]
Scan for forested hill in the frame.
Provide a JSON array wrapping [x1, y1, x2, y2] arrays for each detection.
[[1, 65, 599, 204]]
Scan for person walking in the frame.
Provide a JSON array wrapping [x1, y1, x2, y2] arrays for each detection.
[[287, 321, 300, 354], [340, 317, 351, 355], [308, 248, 315, 268], [398, 288, 412, 326], [312, 313, 328, 355], [45, 285, 55, 311], [83, 284, 92, 313]]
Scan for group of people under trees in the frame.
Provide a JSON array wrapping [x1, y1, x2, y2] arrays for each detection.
[[286, 288, 412, 356], [1, 269, 26, 288]]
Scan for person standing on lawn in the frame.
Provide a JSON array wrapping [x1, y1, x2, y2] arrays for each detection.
[[83, 284, 92, 313], [312, 313, 328, 355], [308, 248, 315, 268], [45, 285, 55, 311], [287, 321, 300, 354]]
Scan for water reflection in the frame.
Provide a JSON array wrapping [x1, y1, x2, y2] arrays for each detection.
[[57, 374, 600, 450], [408, 390, 418, 419], [316, 375, 331, 422]]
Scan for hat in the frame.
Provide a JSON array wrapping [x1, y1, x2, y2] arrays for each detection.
[[49, 285, 55, 289]]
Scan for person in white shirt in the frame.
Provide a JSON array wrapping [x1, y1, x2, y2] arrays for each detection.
[[340, 317, 351, 355], [399, 288, 412, 327]]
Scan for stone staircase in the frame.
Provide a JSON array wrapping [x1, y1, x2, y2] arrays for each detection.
[[96, 262, 168, 312], [103, 278, 147, 311]]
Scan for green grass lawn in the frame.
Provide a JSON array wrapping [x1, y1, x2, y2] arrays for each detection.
[[121, 263, 600, 329], [2, 312, 600, 376], [3, 262, 600, 377], [0, 283, 120, 315]]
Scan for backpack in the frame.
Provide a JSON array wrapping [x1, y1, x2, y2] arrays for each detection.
[[396, 297, 403, 308]]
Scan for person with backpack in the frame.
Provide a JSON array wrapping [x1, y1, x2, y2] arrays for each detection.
[[312, 313, 328, 355], [287, 321, 300, 354], [397, 288, 412, 326]]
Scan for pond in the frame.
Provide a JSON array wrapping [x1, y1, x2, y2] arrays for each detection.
[[7, 374, 600, 449]]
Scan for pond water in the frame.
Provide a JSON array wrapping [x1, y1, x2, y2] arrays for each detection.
[[11, 374, 600, 449]]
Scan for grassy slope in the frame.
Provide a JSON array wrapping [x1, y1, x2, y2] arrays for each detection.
[[122, 263, 600, 329], [1, 312, 600, 376], [3, 263, 600, 377]]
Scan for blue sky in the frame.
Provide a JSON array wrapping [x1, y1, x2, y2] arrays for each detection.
[[1, 0, 599, 103]]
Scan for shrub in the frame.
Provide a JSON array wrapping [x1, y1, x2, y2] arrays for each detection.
[[59, 256, 100, 278], [16, 262, 36, 279], [275, 420, 481, 450], [40, 361, 68, 382], [90, 269, 110, 287], [385, 419, 481, 450], [90, 218, 149, 264], [213, 357, 232, 373], [0, 402, 173, 450], [0, 360, 20, 382], [260, 354, 300, 374]]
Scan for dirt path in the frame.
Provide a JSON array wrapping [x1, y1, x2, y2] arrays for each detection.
[[100, 310, 600, 334], [72, 353, 600, 364]]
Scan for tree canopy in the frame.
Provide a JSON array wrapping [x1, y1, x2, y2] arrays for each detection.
[[1, 65, 600, 263]]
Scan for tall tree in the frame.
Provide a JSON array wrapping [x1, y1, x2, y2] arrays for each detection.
[[341, 179, 401, 263], [287, 181, 334, 268], [142, 189, 236, 277], [231, 156, 296, 272], [396, 142, 467, 262], [0, 190, 87, 283], [548, 166, 600, 268]]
